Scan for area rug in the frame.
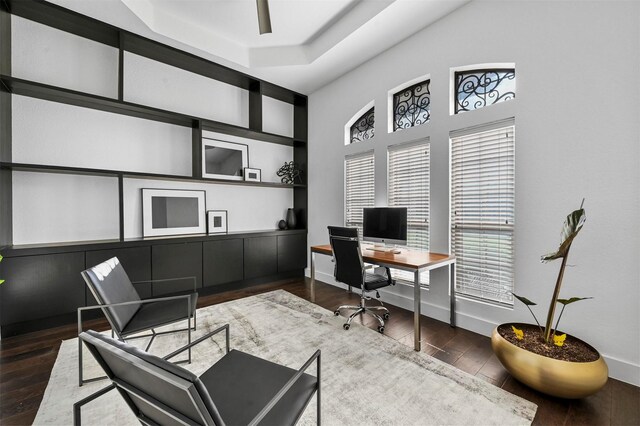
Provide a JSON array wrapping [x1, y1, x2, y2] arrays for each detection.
[[34, 290, 537, 425]]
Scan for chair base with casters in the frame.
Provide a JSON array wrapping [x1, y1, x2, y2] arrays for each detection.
[[74, 325, 321, 426], [335, 274, 393, 333]]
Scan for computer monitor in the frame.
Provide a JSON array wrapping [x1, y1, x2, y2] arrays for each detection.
[[363, 207, 407, 246]]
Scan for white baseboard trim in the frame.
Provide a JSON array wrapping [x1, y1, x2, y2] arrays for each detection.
[[305, 269, 640, 386]]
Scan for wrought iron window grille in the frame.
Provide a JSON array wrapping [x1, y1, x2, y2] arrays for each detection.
[[393, 80, 431, 131], [455, 69, 515, 114], [349, 107, 375, 144]]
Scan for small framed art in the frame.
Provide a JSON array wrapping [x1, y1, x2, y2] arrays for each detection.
[[244, 167, 261, 182], [207, 210, 228, 234]]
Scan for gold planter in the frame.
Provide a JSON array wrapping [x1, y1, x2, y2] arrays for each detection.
[[491, 324, 608, 399]]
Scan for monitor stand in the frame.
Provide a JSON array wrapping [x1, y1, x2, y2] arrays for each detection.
[[367, 243, 401, 254]]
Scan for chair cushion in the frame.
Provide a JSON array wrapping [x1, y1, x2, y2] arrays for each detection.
[[363, 272, 391, 291], [121, 293, 198, 336], [199, 349, 318, 426], [82, 257, 141, 332]]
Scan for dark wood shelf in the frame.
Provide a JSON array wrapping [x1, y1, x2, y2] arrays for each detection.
[[0, 76, 306, 147], [0, 228, 307, 257], [0, 162, 306, 189]]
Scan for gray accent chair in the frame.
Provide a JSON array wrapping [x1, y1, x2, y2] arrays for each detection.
[[74, 327, 321, 426], [78, 257, 198, 386], [328, 226, 395, 333]]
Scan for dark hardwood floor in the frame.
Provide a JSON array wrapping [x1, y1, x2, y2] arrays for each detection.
[[1, 278, 638, 425]]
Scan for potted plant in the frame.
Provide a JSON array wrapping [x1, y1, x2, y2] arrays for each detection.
[[491, 200, 608, 398]]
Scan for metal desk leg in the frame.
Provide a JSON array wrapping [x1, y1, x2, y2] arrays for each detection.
[[414, 270, 421, 351], [450, 262, 456, 327], [310, 251, 316, 303]]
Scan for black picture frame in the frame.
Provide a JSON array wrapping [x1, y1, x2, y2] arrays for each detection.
[[207, 210, 228, 234]]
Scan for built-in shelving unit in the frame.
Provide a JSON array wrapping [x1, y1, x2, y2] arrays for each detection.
[[0, 0, 309, 336]]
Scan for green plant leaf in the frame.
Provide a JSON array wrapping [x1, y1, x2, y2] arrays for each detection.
[[512, 293, 537, 306], [541, 202, 586, 262], [0, 254, 3, 262], [557, 297, 593, 305], [0, 279, 4, 285]]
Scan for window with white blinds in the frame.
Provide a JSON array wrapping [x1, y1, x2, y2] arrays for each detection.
[[450, 121, 515, 305], [345, 151, 375, 235], [388, 141, 430, 285]]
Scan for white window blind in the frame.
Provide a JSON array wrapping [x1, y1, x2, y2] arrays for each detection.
[[345, 151, 375, 235], [451, 121, 515, 305], [388, 141, 430, 284]]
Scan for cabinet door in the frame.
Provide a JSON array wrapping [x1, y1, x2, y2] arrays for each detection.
[[244, 236, 277, 279], [85, 246, 152, 303], [203, 239, 244, 287], [0, 252, 85, 326], [151, 242, 202, 295], [278, 234, 307, 272]]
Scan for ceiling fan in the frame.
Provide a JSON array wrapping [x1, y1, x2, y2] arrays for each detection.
[[256, 0, 272, 34]]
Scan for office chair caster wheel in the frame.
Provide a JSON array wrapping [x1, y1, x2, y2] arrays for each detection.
[[383, 312, 390, 320], [378, 326, 385, 333], [343, 323, 350, 330], [334, 310, 340, 316]]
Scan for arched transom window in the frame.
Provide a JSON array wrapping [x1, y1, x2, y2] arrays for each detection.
[[455, 68, 515, 113], [392, 80, 431, 131], [349, 107, 375, 144]]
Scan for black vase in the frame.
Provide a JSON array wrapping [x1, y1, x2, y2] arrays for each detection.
[[286, 208, 297, 229]]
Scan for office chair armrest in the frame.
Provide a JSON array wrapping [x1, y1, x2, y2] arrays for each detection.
[[163, 324, 230, 361], [248, 349, 321, 426], [77, 294, 195, 334], [131, 276, 197, 295]]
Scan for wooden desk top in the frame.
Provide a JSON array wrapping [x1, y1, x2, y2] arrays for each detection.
[[311, 244, 454, 270]]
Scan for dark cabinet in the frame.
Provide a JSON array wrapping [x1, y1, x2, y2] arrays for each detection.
[[151, 242, 203, 295], [85, 246, 152, 302], [203, 239, 244, 287], [244, 236, 277, 279], [0, 252, 85, 326], [277, 234, 307, 272]]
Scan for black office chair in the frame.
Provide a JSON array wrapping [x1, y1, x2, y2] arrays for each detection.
[[328, 226, 395, 333], [74, 327, 320, 426], [77, 257, 198, 386]]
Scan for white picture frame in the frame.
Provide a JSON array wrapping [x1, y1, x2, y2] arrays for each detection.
[[207, 210, 228, 234], [202, 138, 249, 180], [142, 189, 206, 237], [244, 167, 261, 182]]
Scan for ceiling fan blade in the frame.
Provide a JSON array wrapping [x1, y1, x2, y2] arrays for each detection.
[[256, 0, 272, 34]]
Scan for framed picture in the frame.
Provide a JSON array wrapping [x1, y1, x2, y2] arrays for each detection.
[[142, 189, 206, 237], [244, 167, 261, 182], [202, 138, 248, 181], [207, 210, 228, 234]]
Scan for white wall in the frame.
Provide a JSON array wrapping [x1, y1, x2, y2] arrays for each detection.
[[12, 16, 118, 98], [307, 0, 640, 385]]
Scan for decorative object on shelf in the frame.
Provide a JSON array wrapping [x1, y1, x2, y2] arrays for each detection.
[[142, 189, 206, 238], [286, 208, 297, 229], [207, 210, 228, 235], [244, 167, 261, 182], [278, 220, 287, 230], [202, 138, 248, 181], [276, 161, 303, 184], [492, 199, 608, 398]]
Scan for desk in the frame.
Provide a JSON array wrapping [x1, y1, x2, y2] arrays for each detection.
[[310, 244, 456, 352]]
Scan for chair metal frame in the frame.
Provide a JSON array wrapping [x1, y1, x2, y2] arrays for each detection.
[[74, 324, 321, 426], [77, 276, 197, 386]]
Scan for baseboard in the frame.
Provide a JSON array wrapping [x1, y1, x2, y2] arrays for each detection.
[[306, 269, 640, 387]]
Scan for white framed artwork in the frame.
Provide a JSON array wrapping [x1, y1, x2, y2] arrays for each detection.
[[142, 189, 206, 237]]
